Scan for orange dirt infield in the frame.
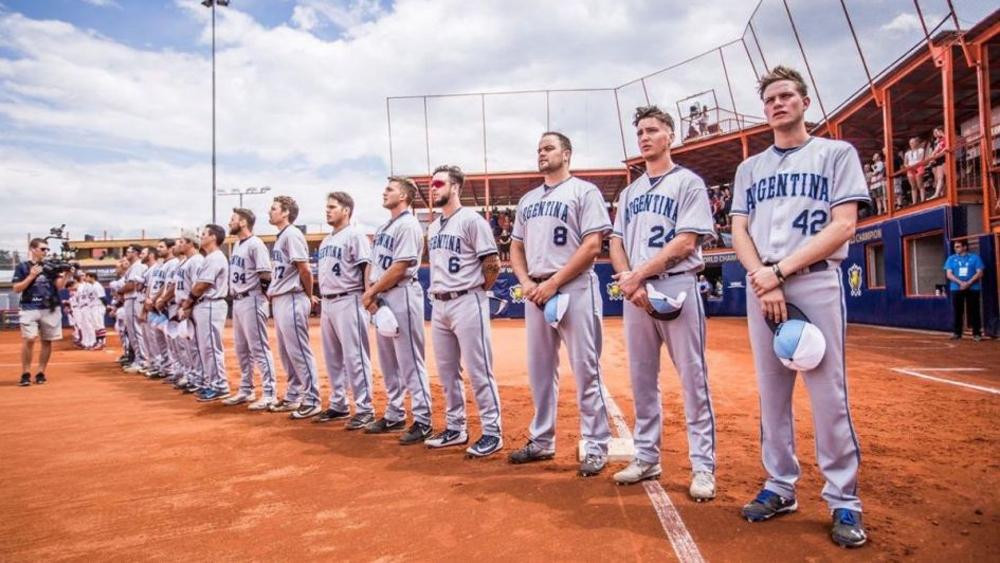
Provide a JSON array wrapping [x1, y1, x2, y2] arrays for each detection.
[[1, 318, 997, 561]]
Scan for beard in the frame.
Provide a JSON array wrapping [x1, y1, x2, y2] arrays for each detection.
[[433, 194, 450, 207]]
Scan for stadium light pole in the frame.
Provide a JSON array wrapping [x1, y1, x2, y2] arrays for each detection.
[[216, 186, 272, 209], [202, 0, 230, 223]]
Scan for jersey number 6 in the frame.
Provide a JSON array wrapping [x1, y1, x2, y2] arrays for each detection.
[[448, 256, 460, 273]]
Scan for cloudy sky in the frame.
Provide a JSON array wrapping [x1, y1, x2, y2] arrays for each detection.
[[0, 0, 993, 251]]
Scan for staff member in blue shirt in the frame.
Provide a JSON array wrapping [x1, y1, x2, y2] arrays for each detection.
[[12, 238, 68, 386], [944, 239, 985, 341]]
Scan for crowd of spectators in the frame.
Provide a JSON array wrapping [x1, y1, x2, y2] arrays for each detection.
[[706, 185, 733, 249], [863, 126, 949, 218]]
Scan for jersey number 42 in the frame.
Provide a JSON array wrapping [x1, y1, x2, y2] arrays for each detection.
[[792, 209, 828, 236]]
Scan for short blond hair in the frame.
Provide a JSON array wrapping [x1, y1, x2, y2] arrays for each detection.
[[757, 65, 808, 99]]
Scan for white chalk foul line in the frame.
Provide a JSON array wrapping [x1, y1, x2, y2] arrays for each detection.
[[891, 368, 999, 395], [602, 383, 705, 563]]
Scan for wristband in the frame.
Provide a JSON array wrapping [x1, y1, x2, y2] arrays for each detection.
[[772, 264, 786, 284]]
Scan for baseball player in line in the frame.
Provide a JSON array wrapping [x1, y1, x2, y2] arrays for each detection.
[[173, 232, 206, 394], [138, 247, 164, 376], [609, 105, 718, 498], [149, 241, 180, 379], [143, 239, 173, 377], [508, 131, 613, 477], [267, 196, 323, 419], [313, 191, 376, 429], [179, 225, 231, 402], [426, 164, 504, 457], [85, 273, 108, 350], [730, 66, 868, 548], [223, 208, 278, 409], [154, 242, 187, 383], [121, 245, 150, 374], [362, 177, 434, 444]]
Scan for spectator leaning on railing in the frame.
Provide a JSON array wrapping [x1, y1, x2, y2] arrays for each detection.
[[870, 151, 886, 215], [11, 238, 68, 387], [903, 136, 927, 205], [928, 126, 947, 200]]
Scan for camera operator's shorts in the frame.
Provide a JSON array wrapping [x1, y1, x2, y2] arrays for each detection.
[[20, 308, 63, 341]]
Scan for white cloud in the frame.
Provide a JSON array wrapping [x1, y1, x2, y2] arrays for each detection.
[[880, 13, 926, 33], [9, 0, 978, 251]]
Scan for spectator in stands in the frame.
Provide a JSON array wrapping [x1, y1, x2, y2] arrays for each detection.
[[870, 151, 886, 215], [928, 126, 947, 199], [497, 229, 511, 262], [904, 136, 927, 205], [687, 103, 700, 139], [894, 147, 908, 208], [698, 105, 710, 135], [945, 240, 984, 341]]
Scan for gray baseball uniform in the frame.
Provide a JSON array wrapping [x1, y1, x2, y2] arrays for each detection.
[[268, 225, 321, 407], [612, 167, 717, 470], [730, 136, 870, 512], [124, 260, 149, 365], [146, 260, 169, 370], [194, 248, 230, 393], [158, 258, 181, 376], [177, 254, 205, 385], [428, 207, 502, 436], [370, 209, 432, 426], [511, 176, 612, 456], [318, 225, 374, 415], [230, 235, 277, 399]]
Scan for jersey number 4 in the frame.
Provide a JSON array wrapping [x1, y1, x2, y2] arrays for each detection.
[[792, 209, 828, 236]]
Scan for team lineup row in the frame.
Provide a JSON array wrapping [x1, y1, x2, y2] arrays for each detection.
[[105, 67, 868, 549]]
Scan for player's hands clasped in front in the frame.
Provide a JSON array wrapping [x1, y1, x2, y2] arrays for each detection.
[[748, 265, 781, 297], [361, 290, 378, 314], [529, 279, 557, 306], [613, 269, 642, 297]]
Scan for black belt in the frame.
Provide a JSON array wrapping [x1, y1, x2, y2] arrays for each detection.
[[529, 275, 553, 284], [432, 289, 469, 301], [644, 271, 688, 282], [197, 297, 226, 303], [322, 290, 361, 300], [765, 260, 829, 276], [233, 290, 260, 300]]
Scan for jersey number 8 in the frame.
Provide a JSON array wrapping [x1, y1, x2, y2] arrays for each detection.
[[553, 226, 568, 246]]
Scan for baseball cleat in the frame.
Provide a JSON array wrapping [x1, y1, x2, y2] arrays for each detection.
[[578, 453, 607, 477], [34, 373, 47, 385], [507, 441, 555, 464], [196, 389, 227, 402], [123, 364, 144, 374], [313, 408, 350, 423], [19, 373, 31, 387], [172, 376, 189, 389], [364, 417, 406, 434], [613, 459, 662, 485], [830, 508, 867, 548], [247, 397, 277, 411], [221, 391, 255, 406], [267, 399, 301, 413], [689, 471, 716, 501], [399, 422, 432, 445], [182, 384, 200, 394], [289, 404, 323, 419], [424, 429, 468, 449], [466, 434, 503, 458], [345, 412, 375, 430], [741, 489, 798, 522]]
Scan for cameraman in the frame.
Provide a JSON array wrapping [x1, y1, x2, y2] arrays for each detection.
[[12, 238, 67, 386]]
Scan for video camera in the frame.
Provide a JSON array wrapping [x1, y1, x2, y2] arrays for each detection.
[[42, 224, 78, 279]]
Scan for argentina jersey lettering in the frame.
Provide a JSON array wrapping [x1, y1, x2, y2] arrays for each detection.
[[318, 225, 371, 294], [511, 176, 612, 278], [427, 208, 497, 293], [369, 210, 422, 284], [730, 137, 870, 264], [611, 166, 716, 274]]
